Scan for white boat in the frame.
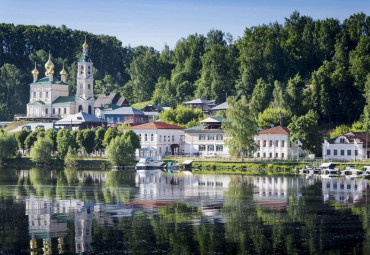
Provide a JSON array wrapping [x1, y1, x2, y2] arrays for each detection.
[[342, 166, 365, 179], [136, 157, 165, 169], [363, 166, 370, 178], [321, 168, 340, 178]]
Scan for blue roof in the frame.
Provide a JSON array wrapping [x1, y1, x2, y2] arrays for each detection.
[[211, 102, 229, 110], [105, 107, 145, 116]]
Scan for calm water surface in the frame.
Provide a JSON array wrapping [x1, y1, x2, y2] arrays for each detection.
[[0, 168, 369, 254]]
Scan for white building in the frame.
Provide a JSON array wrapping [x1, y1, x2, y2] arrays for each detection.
[[26, 39, 95, 119], [254, 126, 301, 160], [184, 117, 230, 158], [126, 121, 185, 158], [323, 132, 370, 160]]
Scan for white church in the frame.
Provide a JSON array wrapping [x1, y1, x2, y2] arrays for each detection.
[[27, 39, 95, 118]]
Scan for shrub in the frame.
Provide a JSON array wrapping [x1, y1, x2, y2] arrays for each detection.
[[30, 137, 54, 164]]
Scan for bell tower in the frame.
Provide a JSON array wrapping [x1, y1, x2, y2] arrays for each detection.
[[75, 37, 95, 115]]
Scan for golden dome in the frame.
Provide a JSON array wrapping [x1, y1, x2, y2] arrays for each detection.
[[48, 69, 54, 76], [32, 62, 39, 76], [60, 64, 67, 76], [44, 51, 54, 70], [82, 36, 88, 50]]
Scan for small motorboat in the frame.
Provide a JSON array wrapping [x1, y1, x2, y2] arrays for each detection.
[[342, 166, 365, 179], [321, 168, 340, 178], [136, 157, 165, 169]]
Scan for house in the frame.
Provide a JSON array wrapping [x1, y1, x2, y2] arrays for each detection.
[[183, 98, 216, 114], [125, 122, 184, 159], [26, 39, 95, 119], [184, 117, 230, 158], [94, 90, 129, 110], [55, 112, 106, 130], [253, 126, 300, 160], [323, 132, 370, 160], [142, 104, 170, 120], [210, 102, 228, 115], [104, 107, 149, 127]]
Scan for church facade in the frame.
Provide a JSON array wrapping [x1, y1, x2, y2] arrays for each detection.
[[27, 40, 95, 118]]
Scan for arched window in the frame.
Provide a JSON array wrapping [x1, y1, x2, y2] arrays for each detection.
[[145, 134, 148, 142], [78, 105, 83, 112], [45, 108, 48, 115], [88, 105, 92, 115], [88, 84, 91, 90], [151, 134, 154, 142]]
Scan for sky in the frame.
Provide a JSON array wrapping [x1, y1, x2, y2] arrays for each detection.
[[1, 0, 370, 50]]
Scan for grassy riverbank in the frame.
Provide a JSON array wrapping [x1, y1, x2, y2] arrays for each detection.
[[5, 157, 110, 169]]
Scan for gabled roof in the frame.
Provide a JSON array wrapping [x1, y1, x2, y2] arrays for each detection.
[[116, 97, 129, 107], [56, 112, 106, 125], [28, 100, 45, 105], [328, 132, 369, 144], [105, 107, 145, 116], [201, 117, 226, 123], [183, 98, 215, 105], [258, 126, 290, 135], [127, 122, 183, 130], [32, 77, 69, 86], [95, 93, 120, 108], [52, 96, 75, 105], [211, 102, 229, 110]]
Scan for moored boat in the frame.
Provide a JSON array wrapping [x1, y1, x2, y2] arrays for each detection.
[[136, 157, 165, 169]]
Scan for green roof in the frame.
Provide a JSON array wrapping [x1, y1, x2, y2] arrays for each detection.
[[79, 55, 92, 62], [99, 104, 120, 111], [185, 125, 204, 131], [32, 77, 69, 86], [52, 96, 75, 105]]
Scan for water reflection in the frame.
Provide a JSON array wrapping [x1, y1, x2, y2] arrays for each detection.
[[0, 168, 368, 254]]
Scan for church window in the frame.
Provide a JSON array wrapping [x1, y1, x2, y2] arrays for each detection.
[[58, 108, 61, 114], [88, 84, 91, 90], [33, 92, 36, 98], [64, 108, 67, 114], [88, 105, 92, 115], [80, 65, 84, 74], [53, 108, 55, 114], [39, 92, 42, 98], [88, 66, 91, 75], [46, 92, 48, 98], [80, 84, 83, 92], [45, 108, 48, 115]]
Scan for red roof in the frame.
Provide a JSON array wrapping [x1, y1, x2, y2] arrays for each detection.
[[258, 126, 290, 135], [128, 122, 183, 130]]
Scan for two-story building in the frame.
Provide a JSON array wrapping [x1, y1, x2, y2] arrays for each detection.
[[253, 126, 300, 160], [183, 98, 216, 114], [125, 122, 184, 159], [184, 117, 230, 158], [323, 132, 370, 160], [103, 107, 149, 127]]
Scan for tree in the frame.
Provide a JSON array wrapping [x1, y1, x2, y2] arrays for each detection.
[[0, 132, 17, 163], [159, 105, 204, 128], [284, 74, 306, 116], [122, 130, 141, 150], [103, 128, 119, 148], [222, 96, 258, 159], [24, 128, 45, 150], [94, 127, 106, 155], [250, 78, 273, 118], [29, 137, 54, 164], [257, 108, 292, 129], [329, 124, 351, 138], [106, 135, 134, 166], [57, 129, 73, 158], [288, 110, 321, 154], [64, 146, 80, 168], [76, 129, 95, 155], [45, 128, 57, 152], [15, 129, 31, 153]]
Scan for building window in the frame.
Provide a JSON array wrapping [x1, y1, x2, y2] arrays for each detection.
[[139, 134, 142, 141], [53, 108, 55, 114], [216, 134, 223, 140], [282, 153, 284, 158], [275, 153, 278, 158], [275, 140, 279, 147], [88, 84, 91, 90], [46, 92, 48, 98], [216, 145, 223, 151], [144, 134, 148, 142], [199, 134, 206, 141], [159, 135, 162, 142], [159, 147, 162, 153], [334, 150, 337, 156], [263, 152, 266, 158], [172, 135, 174, 142], [80, 84, 83, 92], [269, 140, 272, 147], [58, 108, 61, 114], [327, 149, 331, 155], [164, 136, 166, 142], [207, 145, 214, 151], [33, 92, 36, 98], [281, 140, 285, 147], [208, 134, 214, 140], [341, 150, 344, 155], [45, 108, 48, 115], [269, 153, 272, 158], [257, 140, 260, 147], [199, 145, 206, 151], [151, 134, 154, 142], [355, 150, 358, 156], [168, 136, 170, 142], [347, 150, 351, 156], [64, 108, 67, 114], [39, 91, 42, 98], [340, 138, 345, 143], [263, 140, 266, 147]]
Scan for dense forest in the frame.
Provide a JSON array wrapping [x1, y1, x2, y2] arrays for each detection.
[[0, 11, 370, 128]]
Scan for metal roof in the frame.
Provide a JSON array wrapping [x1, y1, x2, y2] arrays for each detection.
[[56, 112, 106, 125], [104, 107, 145, 116]]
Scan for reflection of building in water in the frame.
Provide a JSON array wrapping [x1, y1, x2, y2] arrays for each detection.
[[26, 196, 93, 254], [322, 178, 367, 204], [250, 176, 305, 209]]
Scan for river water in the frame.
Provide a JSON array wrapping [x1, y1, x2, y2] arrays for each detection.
[[0, 168, 369, 254]]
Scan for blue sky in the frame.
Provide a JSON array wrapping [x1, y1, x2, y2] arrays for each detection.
[[1, 0, 369, 50]]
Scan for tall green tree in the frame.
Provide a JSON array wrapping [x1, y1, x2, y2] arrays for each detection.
[[29, 137, 54, 164], [106, 135, 134, 166], [15, 129, 31, 153], [222, 96, 258, 159], [159, 105, 204, 128], [76, 129, 95, 155], [257, 107, 292, 129], [0, 132, 17, 163], [94, 127, 106, 154], [250, 78, 273, 118], [57, 129, 73, 158]]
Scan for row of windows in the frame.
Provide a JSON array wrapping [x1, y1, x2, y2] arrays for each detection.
[[139, 134, 176, 143], [198, 145, 223, 151], [326, 149, 358, 156], [79, 84, 91, 91], [325, 182, 358, 190], [199, 134, 223, 141], [257, 140, 286, 147], [33, 91, 49, 99], [42, 108, 68, 115], [257, 152, 285, 158]]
